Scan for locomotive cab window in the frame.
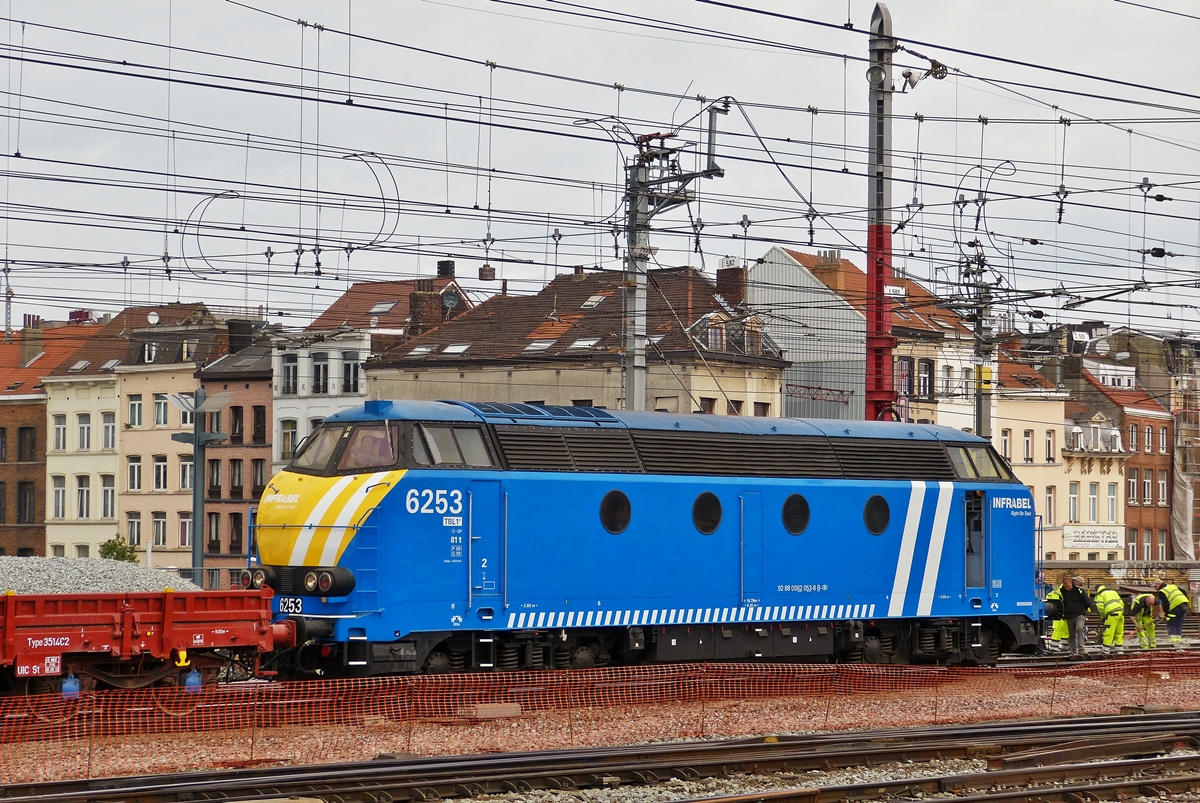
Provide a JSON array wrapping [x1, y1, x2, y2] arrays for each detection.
[[336, 423, 400, 471], [413, 424, 494, 468], [947, 445, 1014, 482], [288, 425, 346, 474]]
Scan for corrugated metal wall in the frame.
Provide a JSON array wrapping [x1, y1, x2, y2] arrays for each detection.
[[748, 247, 865, 421]]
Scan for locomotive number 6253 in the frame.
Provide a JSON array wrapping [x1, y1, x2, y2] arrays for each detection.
[[405, 488, 463, 515]]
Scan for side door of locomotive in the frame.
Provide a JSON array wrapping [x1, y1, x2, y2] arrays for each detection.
[[468, 479, 503, 618]]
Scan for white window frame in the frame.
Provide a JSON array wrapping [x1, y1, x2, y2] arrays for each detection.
[[75, 475, 90, 519], [152, 512, 167, 547], [1107, 483, 1117, 523], [51, 475, 66, 519], [154, 394, 169, 426], [77, 413, 91, 451], [53, 414, 66, 451], [153, 455, 168, 491], [1088, 482, 1098, 523], [101, 474, 115, 519], [1158, 470, 1168, 505], [102, 411, 116, 449], [1044, 486, 1055, 526], [1068, 482, 1079, 523]]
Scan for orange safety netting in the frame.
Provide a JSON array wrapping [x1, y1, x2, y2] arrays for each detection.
[[3, 655, 1199, 784]]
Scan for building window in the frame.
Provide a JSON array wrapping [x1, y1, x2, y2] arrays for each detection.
[[16, 482, 34, 524], [281, 419, 298, 459], [1045, 552, 1056, 561], [152, 455, 168, 491], [1158, 529, 1168, 561], [17, 427, 34, 461], [1088, 482, 1098, 523], [308, 417, 323, 434], [1045, 429, 1055, 462], [1001, 429, 1011, 460], [207, 512, 221, 551], [1108, 552, 1118, 561], [207, 410, 221, 435], [206, 568, 222, 590], [52, 475, 66, 519], [252, 459, 266, 494], [1129, 423, 1137, 451], [230, 512, 243, 554], [1087, 552, 1099, 561], [1143, 529, 1153, 561], [1068, 552, 1079, 561], [1143, 425, 1152, 454], [53, 415, 66, 450], [101, 474, 115, 518], [127, 512, 141, 546], [178, 454, 193, 490], [753, 402, 770, 417], [143, 342, 158, 363], [77, 413, 91, 450], [0, 427, 5, 461], [128, 455, 142, 491], [1160, 426, 1169, 454], [1128, 468, 1138, 504], [281, 354, 298, 395], [152, 511, 167, 547], [1107, 483, 1117, 523], [252, 406, 267, 444], [1158, 470, 1168, 505], [1044, 486, 1055, 526], [1071, 429, 1082, 450], [230, 406, 244, 444], [698, 398, 716, 414], [75, 544, 89, 558], [180, 393, 194, 426], [0, 482, 5, 522], [708, 324, 726, 350], [1110, 432, 1120, 452], [76, 475, 90, 519], [208, 459, 221, 492], [342, 351, 360, 393], [941, 364, 953, 396], [896, 357, 914, 396], [726, 399, 743, 416], [102, 411, 116, 449], [311, 352, 329, 394], [230, 459, 244, 498], [1127, 528, 1138, 561], [51, 544, 65, 557], [179, 514, 192, 548], [1068, 481, 1079, 523], [128, 394, 142, 427], [1023, 430, 1034, 463], [1143, 473, 1152, 504], [152, 394, 168, 426], [917, 359, 934, 400]]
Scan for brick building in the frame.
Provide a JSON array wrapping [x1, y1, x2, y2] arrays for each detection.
[[0, 319, 103, 556], [196, 344, 272, 588]]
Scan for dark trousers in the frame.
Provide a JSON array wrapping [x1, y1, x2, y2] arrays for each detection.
[[1167, 604, 1189, 640]]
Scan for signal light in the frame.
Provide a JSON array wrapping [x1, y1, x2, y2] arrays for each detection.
[[303, 571, 319, 592], [317, 571, 334, 594], [251, 569, 267, 589], [238, 569, 253, 588]]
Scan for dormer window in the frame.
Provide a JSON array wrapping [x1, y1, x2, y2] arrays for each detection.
[[143, 343, 158, 363], [68, 360, 89, 373], [182, 340, 196, 360], [708, 324, 726, 351]]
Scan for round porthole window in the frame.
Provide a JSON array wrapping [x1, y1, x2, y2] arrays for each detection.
[[782, 494, 810, 535], [692, 492, 722, 535], [599, 490, 631, 534], [864, 494, 890, 535]]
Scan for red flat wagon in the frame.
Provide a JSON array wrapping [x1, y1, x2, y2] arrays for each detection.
[[0, 588, 295, 694]]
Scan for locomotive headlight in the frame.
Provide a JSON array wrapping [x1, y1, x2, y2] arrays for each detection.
[[238, 569, 253, 589], [251, 569, 267, 589], [317, 570, 334, 594], [303, 571, 319, 592]]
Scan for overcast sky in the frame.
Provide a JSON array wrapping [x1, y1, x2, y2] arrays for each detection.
[[4, 0, 1200, 334]]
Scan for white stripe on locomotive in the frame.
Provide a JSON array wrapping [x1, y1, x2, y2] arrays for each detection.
[[888, 480, 926, 617]]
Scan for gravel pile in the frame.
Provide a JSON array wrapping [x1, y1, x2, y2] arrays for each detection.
[[0, 557, 200, 594]]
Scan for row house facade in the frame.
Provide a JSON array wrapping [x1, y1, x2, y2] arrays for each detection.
[[197, 344, 272, 589], [273, 273, 469, 471], [1052, 400, 1129, 562], [366, 266, 786, 414], [0, 320, 103, 556]]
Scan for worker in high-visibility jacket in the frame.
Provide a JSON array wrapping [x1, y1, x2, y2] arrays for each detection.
[[1129, 592, 1160, 650], [1046, 584, 1069, 651], [1093, 584, 1125, 654], [1154, 579, 1190, 647]]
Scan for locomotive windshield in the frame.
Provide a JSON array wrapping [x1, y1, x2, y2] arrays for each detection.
[[286, 422, 400, 475], [947, 444, 1014, 481]]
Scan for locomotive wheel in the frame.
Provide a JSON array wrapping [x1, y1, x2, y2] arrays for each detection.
[[424, 651, 451, 674], [21, 677, 82, 724]]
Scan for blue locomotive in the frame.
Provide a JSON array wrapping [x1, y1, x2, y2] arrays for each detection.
[[250, 400, 1041, 675]]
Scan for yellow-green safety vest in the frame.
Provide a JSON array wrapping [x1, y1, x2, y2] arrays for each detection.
[[1159, 583, 1188, 611], [1132, 593, 1157, 616], [1094, 586, 1123, 617]]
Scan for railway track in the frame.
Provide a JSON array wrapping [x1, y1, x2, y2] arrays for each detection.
[[4, 711, 1200, 803]]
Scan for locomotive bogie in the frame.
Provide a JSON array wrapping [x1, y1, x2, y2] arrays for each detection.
[[256, 401, 1042, 679]]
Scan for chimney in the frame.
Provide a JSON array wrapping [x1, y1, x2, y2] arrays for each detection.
[[573, 265, 585, 275], [408, 291, 444, 337], [437, 259, 455, 278], [811, 249, 844, 293], [19, 326, 43, 367], [227, 319, 252, 355], [22, 314, 40, 329], [716, 266, 747, 307]]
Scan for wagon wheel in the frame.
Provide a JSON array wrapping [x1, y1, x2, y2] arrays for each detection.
[[21, 677, 82, 725], [151, 673, 207, 717]]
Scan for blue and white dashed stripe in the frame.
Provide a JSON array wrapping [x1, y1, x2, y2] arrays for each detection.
[[506, 603, 878, 630]]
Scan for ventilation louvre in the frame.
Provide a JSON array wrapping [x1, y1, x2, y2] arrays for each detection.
[[631, 431, 841, 477], [832, 439, 956, 480]]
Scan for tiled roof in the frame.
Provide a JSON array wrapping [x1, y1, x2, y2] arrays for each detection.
[[198, 344, 272, 378], [997, 348, 1056, 390], [1082, 370, 1169, 414], [45, 303, 211, 378], [783, 249, 969, 335], [0, 324, 104, 397], [374, 267, 784, 366], [306, 278, 466, 331]]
